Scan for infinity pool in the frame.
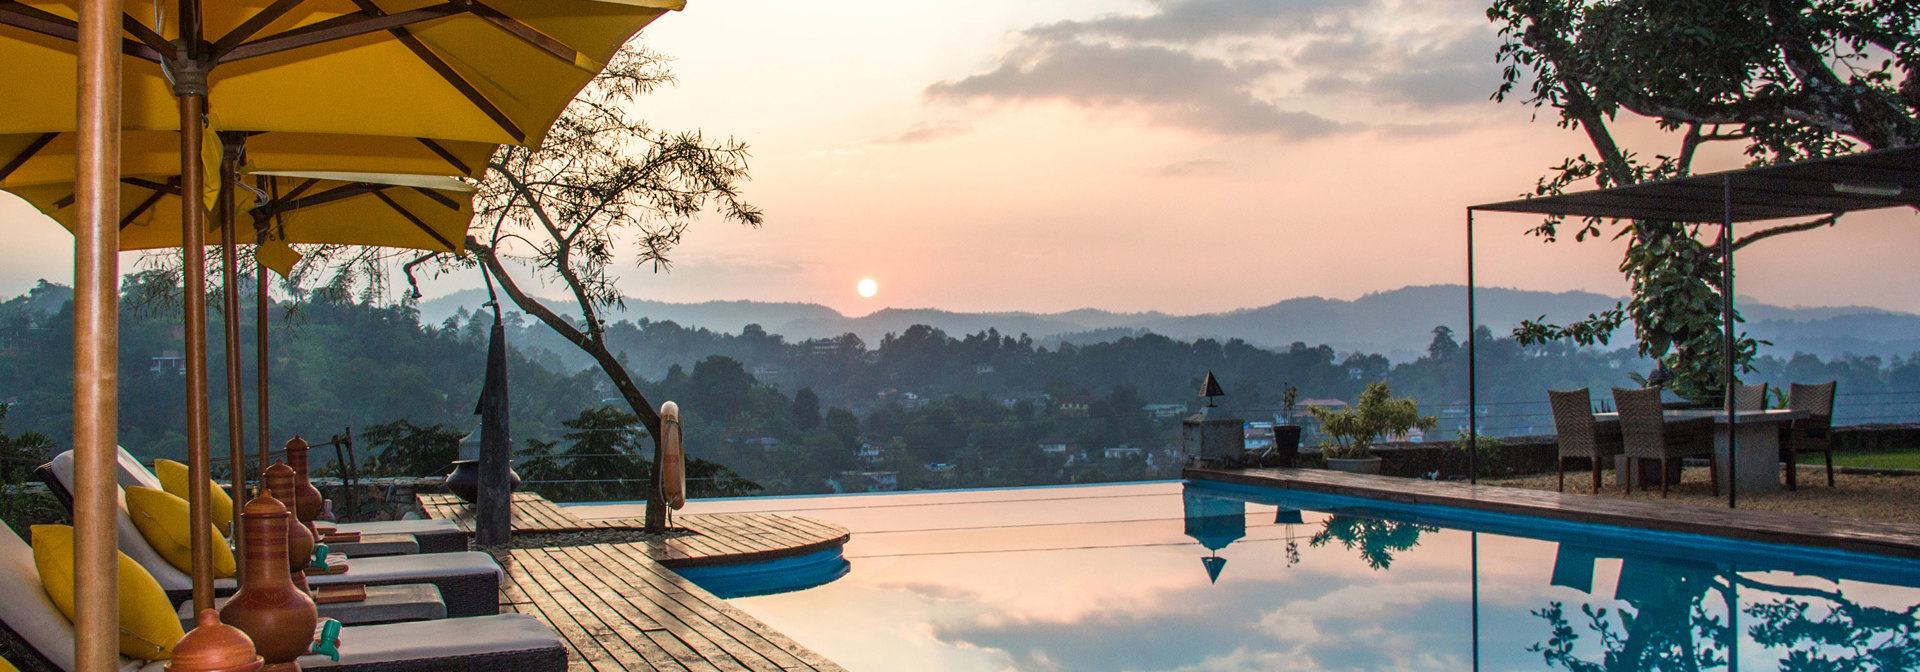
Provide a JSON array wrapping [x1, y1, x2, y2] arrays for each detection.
[[571, 482, 1920, 671]]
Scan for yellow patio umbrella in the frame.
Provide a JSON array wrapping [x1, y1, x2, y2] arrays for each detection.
[[8, 160, 476, 598], [0, 0, 684, 145], [2, 130, 496, 188], [8, 172, 474, 253], [14, 0, 678, 659]]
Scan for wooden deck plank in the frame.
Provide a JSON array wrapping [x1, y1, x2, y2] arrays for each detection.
[[552, 545, 754, 672], [533, 547, 714, 672], [435, 493, 847, 671], [573, 543, 793, 671], [593, 543, 832, 671], [516, 547, 689, 671], [508, 549, 641, 672]]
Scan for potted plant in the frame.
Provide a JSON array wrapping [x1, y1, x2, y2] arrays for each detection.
[[1309, 382, 1436, 475], [1268, 385, 1304, 468]]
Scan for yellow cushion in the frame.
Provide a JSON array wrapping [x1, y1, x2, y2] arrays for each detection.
[[154, 458, 234, 532], [30, 525, 186, 660], [124, 486, 237, 579], [0, 654, 16, 672]]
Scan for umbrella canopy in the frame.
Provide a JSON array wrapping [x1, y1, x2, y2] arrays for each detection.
[[0, 0, 683, 145], [7, 172, 474, 253], [1, 130, 496, 188]]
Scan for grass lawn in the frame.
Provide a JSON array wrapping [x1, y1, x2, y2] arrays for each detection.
[[1833, 449, 1920, 470]]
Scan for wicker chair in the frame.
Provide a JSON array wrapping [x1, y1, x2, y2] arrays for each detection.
[[1782, 381, 1838, 490], [1613, 387, 1719, 498], [1729, 382, 1769, 412], [1548, 388, 1622, 493]]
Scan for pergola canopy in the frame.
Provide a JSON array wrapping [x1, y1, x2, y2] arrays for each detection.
[[1471, 145, 1920, 223]]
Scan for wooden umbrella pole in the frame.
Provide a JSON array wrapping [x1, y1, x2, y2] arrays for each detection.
[[180, 89, 216, 612], [217, 137, 250, 565], [255, 223, 271, 500], [73, 0, 123, 666]]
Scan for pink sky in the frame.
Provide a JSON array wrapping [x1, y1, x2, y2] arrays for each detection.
[[3, 0, 1916, 317]]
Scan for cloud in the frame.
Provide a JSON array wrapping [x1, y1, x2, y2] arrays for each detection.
[[925, 0, 1502, 138], [1154, 158, 1240, 177], [927, 41, 1344, 139], [865, 121, 971, 146]]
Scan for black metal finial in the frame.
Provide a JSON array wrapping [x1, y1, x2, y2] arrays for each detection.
[[1647, 361, 1673, 388], [1199, 371, 1225, 406]]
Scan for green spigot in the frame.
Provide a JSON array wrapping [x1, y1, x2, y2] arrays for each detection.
[[310, 542, 330, 571], [312, 618, 343, 661]]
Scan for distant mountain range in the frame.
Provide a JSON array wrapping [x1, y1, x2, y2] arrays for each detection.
[[416, 285, 1920, 363]]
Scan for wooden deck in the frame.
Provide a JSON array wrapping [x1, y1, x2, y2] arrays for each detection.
[[418, 492, 849, 671], [1189, 466, 1920, 559], [416, 492, 848, 568]]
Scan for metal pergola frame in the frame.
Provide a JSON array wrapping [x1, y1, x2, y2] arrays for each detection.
[[1463, 145, 1920, 507]]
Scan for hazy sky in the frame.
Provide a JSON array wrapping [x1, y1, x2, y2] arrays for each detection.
[[3, 0, 1916, 317]]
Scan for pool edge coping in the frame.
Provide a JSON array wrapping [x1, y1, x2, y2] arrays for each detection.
[[1185, 466, 1920, 559]]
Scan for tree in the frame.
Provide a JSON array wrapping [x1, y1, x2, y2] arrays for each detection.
[[1489, 0, 1920, 396], [464, 45, 763, 530], [791, 387, 821, 431]]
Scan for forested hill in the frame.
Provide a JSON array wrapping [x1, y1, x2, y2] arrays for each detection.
[[3, 280, 1918, 498], [421, 284, 1920, 363]]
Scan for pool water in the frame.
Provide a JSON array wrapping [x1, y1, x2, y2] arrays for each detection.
[[570, 482, 1920, 671]]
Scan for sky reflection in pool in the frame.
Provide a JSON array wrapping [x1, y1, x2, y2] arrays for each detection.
[[570, 482, 1920, 671]]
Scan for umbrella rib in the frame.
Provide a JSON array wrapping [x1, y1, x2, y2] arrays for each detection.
[[409, 186, 462, 210], [280, 182, 382, 211], [280, 178, 321, 203], [415, 138, 474, 176], [211, 0, 309, 58], [120, 189, 170, 231], [347, 0, 525, 143], [0, 132, 57, 183], [219, 3, 460, 64], [122, 176, 182, 194], [372, 189, 460, 252], [0, 2, 163, 61], [120, 14, 173, 60], [465, 0, 583, 65]]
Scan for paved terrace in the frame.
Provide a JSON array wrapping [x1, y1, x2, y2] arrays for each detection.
[[418, 492, 849, 671], [1187, 466, 1920, 559]]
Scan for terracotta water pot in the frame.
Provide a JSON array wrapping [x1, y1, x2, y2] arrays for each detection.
[[168, 609, 263, 672], [263, 461, 315, 584], [219, 495, 317, 672], [283, 437, 325, 529]]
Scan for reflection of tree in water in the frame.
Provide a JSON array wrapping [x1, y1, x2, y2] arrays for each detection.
[[1531, 563, 1920, 672], [1307, 515, 1436, 570], [1745, 584, 1919, 670]]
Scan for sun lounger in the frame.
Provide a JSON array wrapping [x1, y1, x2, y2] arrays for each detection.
[[107, 446, 466, 554], [0, 523, 563, 672], [43, 452, 501, 617]]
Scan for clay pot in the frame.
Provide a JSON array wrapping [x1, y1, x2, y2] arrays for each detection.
[[283, 437, 325, 529], [168, 609, 263, 672], [219, 495, 317, 671], [263, 461, 315, 581], [443, 459, 521, 503]]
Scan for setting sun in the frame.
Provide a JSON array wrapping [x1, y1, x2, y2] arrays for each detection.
[[857, 278, 878, 298]]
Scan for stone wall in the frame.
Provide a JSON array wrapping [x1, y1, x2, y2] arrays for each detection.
[[312, 476, 444, 523]]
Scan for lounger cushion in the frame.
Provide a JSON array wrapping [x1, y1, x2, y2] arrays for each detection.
[[301, 614, 562, 669], [112, 447, 164, 491], [123, 488, 236, 579], [0, 651, 16, 672], [152, 459, 234, 532], [50, 453, 193, 592], [30, 526, 184, 660]]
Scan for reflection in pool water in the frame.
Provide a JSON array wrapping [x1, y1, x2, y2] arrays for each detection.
[[568, 482, 1920, 671]]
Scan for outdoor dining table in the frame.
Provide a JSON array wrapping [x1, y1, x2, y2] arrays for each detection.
[[1594, 408, 1807, 495]]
